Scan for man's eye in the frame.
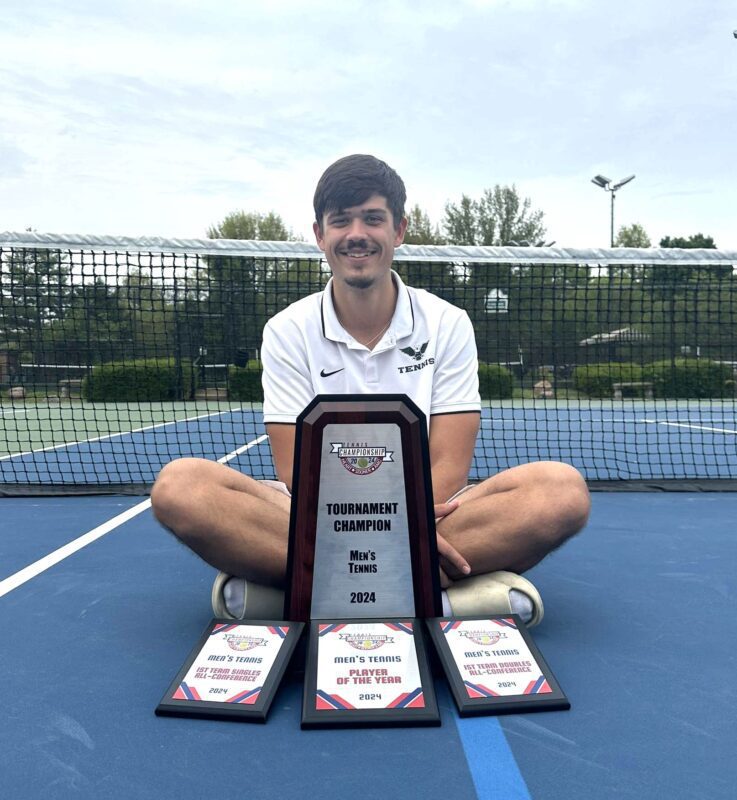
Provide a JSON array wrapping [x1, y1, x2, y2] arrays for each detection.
[[331, 217, 348, 226], [366, 215, 383, 224]]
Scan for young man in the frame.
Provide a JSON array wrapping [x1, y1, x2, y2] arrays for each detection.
[[151, 154, 590, 625]]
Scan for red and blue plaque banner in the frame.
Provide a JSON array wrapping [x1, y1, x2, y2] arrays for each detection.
[[316, 621, 424, 711], [173, 622, 289, 705], [427, 615, 570, 717], [302, 619, 439, 728], [156, 619, 303, 723]]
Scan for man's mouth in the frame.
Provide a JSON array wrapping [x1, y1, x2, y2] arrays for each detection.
[[340, 248, 378, 259]]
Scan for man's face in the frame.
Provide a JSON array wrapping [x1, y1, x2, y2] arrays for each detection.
[[313, 194, 407, 290]]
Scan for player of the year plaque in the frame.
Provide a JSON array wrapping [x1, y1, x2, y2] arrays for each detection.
[[301, 619, 439, 728]]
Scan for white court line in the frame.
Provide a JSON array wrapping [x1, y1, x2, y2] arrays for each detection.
[[0, 433, 269, 599], [0, 405, 246, 461], [0, 500, 152, 599], [217, 434, 268, 464], [639, 419, 737, 435], [0, 408, 28, 417]]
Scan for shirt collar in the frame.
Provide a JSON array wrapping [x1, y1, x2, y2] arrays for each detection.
[[320, 270, 415, 348]]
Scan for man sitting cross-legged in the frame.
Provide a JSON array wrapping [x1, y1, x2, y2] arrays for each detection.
[[151, 154, 590, 625]]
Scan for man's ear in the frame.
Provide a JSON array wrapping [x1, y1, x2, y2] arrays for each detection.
[[394, 216, 408, 246], [313, 220, 325, 251]]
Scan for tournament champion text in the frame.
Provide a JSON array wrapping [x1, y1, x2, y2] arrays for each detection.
[[326, 501, 399, 533]]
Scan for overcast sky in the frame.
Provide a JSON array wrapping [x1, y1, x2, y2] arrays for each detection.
[[1, 0, 735, 249]]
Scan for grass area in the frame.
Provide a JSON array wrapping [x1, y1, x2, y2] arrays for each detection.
[[0, 400, 260, 457]]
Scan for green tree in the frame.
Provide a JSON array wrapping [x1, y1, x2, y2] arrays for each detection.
[[444, 187, 547, 368], [650, 232, 728, 286], [261, 257, 328, 320], [443, 195, 478, 245], [205, 211, 309, 364], [203, 211, 284, 363], [479, 185, 546, 246], [639, 234, 730, 368], [443, 185, 546, 246], [396, 207, 458, 301], [207, 210, 300, 242], [41, 279, 130, 365], [659, 233, 717, 249], [0, 244, 70, 358], [118, 270, 173, 360], [614, 223, 651, 248], [403, 204, 445, 245]]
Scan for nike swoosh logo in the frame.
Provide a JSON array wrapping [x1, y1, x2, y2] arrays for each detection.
[[320, 367, 345, 378]]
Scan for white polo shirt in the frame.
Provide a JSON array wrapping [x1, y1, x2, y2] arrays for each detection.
[[261, 271, 480, 425]]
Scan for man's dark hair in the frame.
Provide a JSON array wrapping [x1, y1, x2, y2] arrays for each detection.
[[313, 154, 406, 230]]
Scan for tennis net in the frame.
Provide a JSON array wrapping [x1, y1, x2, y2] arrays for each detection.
[[1, 231, 736, 494]]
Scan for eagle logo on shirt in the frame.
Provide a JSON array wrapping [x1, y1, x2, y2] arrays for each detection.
[[400, 341, 429, 362]]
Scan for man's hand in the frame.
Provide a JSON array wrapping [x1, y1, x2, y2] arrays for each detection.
[[435, 500, 471, 588]]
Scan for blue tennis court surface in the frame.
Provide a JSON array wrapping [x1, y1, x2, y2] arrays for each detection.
[[3, 402, 737, 486], [1, 492, 735, 799]]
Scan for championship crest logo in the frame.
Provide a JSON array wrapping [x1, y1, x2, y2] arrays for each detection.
[[458, 630, 507, 647], [339, 633, 394, 651], [330, 442, 394, 476], [223, 635, 268, 652]]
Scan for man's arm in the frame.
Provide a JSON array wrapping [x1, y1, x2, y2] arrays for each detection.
[[266, 423, 296, 491], [429, 411, 479, 584], [428, 411, 480, 504]]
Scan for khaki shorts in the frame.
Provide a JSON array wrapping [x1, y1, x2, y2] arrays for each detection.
[[259, 479, 291, 496], [446, 484, 475, 504]]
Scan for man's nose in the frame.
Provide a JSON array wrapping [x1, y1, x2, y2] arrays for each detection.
[[346, 218, 369, 240]]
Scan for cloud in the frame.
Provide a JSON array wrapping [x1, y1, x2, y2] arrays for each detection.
[[0, 140, 34, 179], [0, 0, 735, 247]]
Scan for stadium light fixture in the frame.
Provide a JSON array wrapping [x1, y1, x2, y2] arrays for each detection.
[[590, 173, 637, 247], [612, 174, 636, 191]]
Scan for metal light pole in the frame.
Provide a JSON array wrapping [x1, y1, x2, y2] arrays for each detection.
[[591, 174, 636, 246]]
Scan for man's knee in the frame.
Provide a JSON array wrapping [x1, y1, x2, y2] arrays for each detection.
[[533, 461, 590, 542], [150, 458, 209, 533]]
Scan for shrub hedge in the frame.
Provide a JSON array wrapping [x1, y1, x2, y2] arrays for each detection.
[[228, 361, 264, 401], [478, 363, 514, 399], [574, 359, 734, 398], [82, 359, 194, 401], [84, 358, 732, 402], [648, 358, 734, 398], [573, 363, 646, 397]]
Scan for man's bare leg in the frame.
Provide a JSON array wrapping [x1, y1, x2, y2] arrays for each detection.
[[150, 458, 290, 587], [152, 458, 589, 604], [436, 461, 590, 580]]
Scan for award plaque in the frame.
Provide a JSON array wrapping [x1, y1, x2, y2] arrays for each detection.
[[301, 619, 439, 728], [426, 615, 570, 716], [285, 394, 441, 622], [155, 619, 304, 723]]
